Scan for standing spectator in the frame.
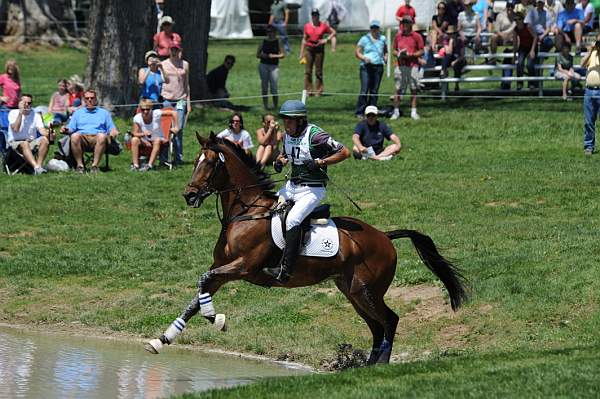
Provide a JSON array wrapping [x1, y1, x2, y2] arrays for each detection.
[[161, 44, 190, 165], [441, 25, 467, 91], [299, 9, 336, 97], [392, 16, 424, 120], [60, 89, 119, 174], [555, 43, 582, 100], [255, 113, 283, 167], [488, 2, 516, 64], [355, 20, 387, 117], [139, 50, 168, 104], [430, 1, 448, 52], [576, 0, 594, 35], [130, 98, 179, 171], [207, 55, 236, 110], [444, 0, 466, 30], [217, 113, 254, 156], [153, 16, 182, 60], [458, 0, 482, 53], [525, 0, 553, 53], [257, 25, 285, 110], [353, 105, 401, 161], [396, 0, 417, 25], [48, 79, 69, 127], [328, 0, 347, 52], [155, 0, 165, 33], [582, 39, 600, 156], [269, 0, 291, 55], [67, 74, 84, 114], [512, 12, 538, 90], [7, 94, 49, 175], [556, 0, 584, 53], [0, 60, 21, 109]]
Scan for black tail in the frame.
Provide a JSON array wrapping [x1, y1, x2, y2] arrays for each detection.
[[386, 229, 469, 311]]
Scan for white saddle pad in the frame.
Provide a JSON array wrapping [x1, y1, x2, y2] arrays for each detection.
[[271, 216, 339, 257]]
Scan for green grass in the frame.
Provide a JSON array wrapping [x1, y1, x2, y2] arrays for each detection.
[[0, 34, 598, 396]]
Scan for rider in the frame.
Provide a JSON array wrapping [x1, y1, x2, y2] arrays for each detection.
[[263, 100, 350, 283]]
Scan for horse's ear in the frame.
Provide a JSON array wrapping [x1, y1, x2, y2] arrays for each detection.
[[209, 131, 217, 141], [196, 132, 208, 147]]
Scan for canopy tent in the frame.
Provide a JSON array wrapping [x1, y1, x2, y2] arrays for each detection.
[[210, 0, 254, 39]]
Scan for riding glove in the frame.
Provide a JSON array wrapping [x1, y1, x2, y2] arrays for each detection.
[[303, 159, 320, 172], [274, 159, 284, 173]]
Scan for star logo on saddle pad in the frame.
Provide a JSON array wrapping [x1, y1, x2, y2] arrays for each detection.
[[321, 238, 333, 250]]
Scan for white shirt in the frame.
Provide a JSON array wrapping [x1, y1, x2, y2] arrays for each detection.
[[133, 109, 164, 139], [576, 3, 594, 29], [7, 110, 44, 142], [217, 128, 254, 150]]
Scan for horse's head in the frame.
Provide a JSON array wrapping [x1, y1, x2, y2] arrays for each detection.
[[183, 132, 229, 208]]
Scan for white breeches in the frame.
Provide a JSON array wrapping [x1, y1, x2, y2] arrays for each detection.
[[277, 181, 326, 230]]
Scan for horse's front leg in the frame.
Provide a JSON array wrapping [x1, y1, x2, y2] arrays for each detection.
[[145, 257, 246, 354]]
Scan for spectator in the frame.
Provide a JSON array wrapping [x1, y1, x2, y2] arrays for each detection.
[[556, 0, 584, 53], [7, 94, 49, 175], [392, 16, 423, 121], [328, 0, 347, 52], [207, 55, 235, 110], [582, 38, 600, 156], [488, 2, 516, 64], [60, 89, 119, 174], [512, 12, 538, 90], [299, 8, 336, 97], [130, 98, 179, 171], [0, 60, 21, 109], [545, 0, 564, 31], [217, 113, 254, 156], [67, 74, 84, 113], [48, 79, 69, 128], [576, 0, 594, 35], [525, 0, 553, 53], [269, 0, 291, 55], [255, 113, 283, 167], [441, 25, 467, 91], [139, 50, 168, 104], [155, 0, 164, 33], [443, 0, 466, 30], [257, 25, 285, 110], [396, 0, 417, 25], [555, 43, 582, 100], [458, 0, 482, 53], [473, 0, 489, 31], [431, 1, 448, 52], [161, 43, 190, 165], [352, 105, 401, 161], [514, 0, 533, 16], [355, 20, 387, 117], [153, 16, 182, 60]]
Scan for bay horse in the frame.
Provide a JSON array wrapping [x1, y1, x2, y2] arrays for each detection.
[[145, 132, 468, 364]]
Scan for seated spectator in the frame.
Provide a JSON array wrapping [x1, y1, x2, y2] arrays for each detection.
[[257, 25, 285, 110], [352, 106, 401, 161], [130, 98, 179, 171], [488, 1, 516, 64], [443, 0, 466, 30], [207, 55, 235, 109], [139, 50, 168, 104], [473, 0, 489, 31], [7, 94, 49, 175], [555, 43, 582, 100], [576, 0, 594, 35], [545, 0, 563, 32], [60, 89, 119, 174], [396, 0, 416, 26], [525, 0, 554, 53], [153, 16, 182, 60], [48, 79, 69, 127], [67, 74, 84, 114], [0, 59, 21, 110], [217, 113, 253, 155], [255, 113, 283, 167], [556, 0, 584, 53], [458, 0, 482, 53], [514, 0, 533, 16], [512, 12, 538, 90], [441, 25, 467, 91], [430, 1, 447, 52]]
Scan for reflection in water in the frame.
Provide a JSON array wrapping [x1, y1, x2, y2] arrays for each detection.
[[0, 327, 305, 399]]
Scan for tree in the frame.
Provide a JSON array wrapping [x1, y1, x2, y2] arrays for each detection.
[[163, 0, 212, 100], [85, 0, 155, 111]]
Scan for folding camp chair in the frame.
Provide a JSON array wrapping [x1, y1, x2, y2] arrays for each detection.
[[126, 107, 176, 170], [54, 132, 116, 172], [1, 130, 37, 175]]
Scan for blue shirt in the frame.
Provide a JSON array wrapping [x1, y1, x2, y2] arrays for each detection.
[[67, 107, 116, 135], [357, 33, 387, 66], [354, 120, 393, 154], [473, 0, 488, 27], [557, 8, 584, 32], [140, 68, 163, 101]]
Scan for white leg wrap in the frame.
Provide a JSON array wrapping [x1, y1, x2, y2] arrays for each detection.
[[164, 317, 186, 343], [199, 293, 216, 317]]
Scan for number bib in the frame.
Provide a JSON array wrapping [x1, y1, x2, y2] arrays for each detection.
[[284, 126, 313, 165]]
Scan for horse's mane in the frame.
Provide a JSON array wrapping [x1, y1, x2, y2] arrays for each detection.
[[210, 136, 275, 192]]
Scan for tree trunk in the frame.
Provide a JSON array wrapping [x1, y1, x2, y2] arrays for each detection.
[[0, 0, 78, 46], [163, 0, 212, 100], [85, 0, 155, 113]]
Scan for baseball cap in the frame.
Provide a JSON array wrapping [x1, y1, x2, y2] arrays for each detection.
[[311, 8, 320, 15], [159, 15, 173, 26], [145, 50, 158, 61], [364, 105, 378, 116], [370, 20, 381, 29]]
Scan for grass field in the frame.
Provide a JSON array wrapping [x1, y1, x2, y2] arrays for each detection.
[[1, 33, 599, 397]]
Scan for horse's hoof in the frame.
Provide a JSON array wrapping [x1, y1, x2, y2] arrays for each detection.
[[145, 338, 163, 354], [214, 313, 227, 331]]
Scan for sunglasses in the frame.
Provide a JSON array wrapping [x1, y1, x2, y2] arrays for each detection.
[[141, 108, 152, 111], [84, 97, 96, 101], [366, 113, 377, 117], [22, 101, 32, 105], [231, 119, 241, 123]]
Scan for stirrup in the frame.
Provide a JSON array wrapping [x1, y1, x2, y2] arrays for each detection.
[[262, 266, 290, 283]]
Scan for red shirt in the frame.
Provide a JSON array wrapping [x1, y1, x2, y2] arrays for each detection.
[[0, 74, 21, 108], [393, 31, 424, 67], [395, 6, 416, 22], [153, 31, 182, 57], [303, 22, 332, 47]]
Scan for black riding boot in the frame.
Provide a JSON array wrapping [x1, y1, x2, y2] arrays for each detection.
[[263, 225, 302, 283]]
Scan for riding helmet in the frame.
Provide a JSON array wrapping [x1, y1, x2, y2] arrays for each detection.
[[279, 100, 307, 118]]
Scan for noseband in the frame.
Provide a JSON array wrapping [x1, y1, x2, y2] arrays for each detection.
[[187, 149, 225, 199]]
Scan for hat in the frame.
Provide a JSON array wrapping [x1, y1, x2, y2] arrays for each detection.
[[364, 105, 378, 116], [145, 50, 158, 61], [69, 74, 84, 88], [280, 100, 307, 117], [401, 15, 413, 24], [159, 15, 173, 26], [170, 41, 181, 50], [311, 8, 320, 15], [369, 20, 381, 29]]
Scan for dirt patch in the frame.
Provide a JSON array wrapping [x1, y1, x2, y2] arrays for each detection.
[[435, 324, 471, 348], [484, 201, 520, 208], [387, 284, 451, 323], [0, 230, 35, 238]]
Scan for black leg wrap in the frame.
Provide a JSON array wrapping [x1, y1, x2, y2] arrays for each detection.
[[180, 295, 200, 322], [159, 334, 170, 345], [204, 315, 216, 324]]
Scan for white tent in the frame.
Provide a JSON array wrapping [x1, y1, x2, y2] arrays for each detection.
[[210, 0, 254, 39]]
